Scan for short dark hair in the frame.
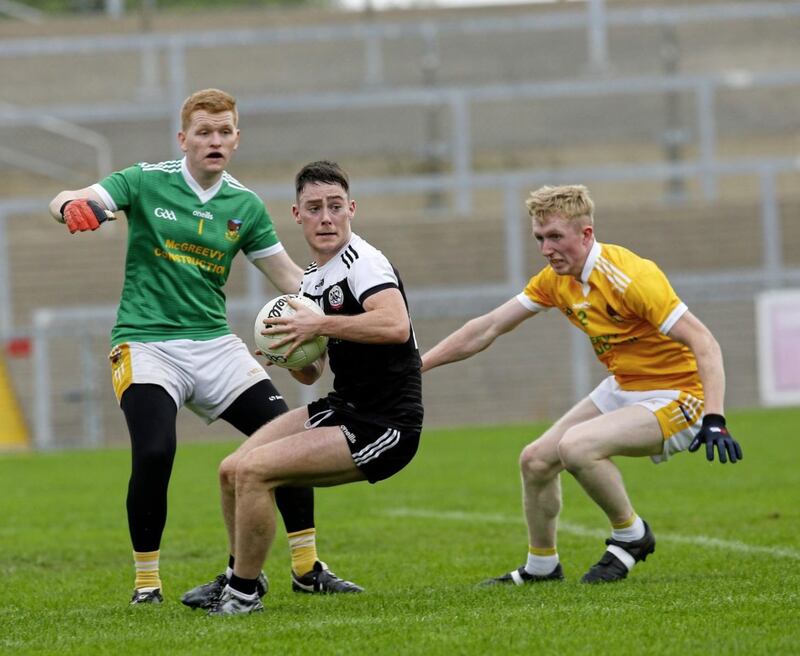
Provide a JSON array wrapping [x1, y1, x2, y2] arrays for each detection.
[[295, 161, 350, 198]]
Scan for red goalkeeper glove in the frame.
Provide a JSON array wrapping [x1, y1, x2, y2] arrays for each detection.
[[60, 199, 115, 233]]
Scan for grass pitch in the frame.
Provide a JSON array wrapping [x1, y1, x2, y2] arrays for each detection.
[[1, 407, 798, 655]]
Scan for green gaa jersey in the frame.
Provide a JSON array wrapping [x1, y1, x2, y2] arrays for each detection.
[[93, 158, 284, 346]]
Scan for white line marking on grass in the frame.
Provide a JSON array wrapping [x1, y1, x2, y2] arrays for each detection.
[[386, 508, 800, 560]]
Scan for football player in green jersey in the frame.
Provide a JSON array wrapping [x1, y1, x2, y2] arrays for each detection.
[[48, 88, 362, 606]]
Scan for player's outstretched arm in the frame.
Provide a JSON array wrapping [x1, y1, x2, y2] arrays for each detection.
[[421, 297, 535, 373], [253, 251, 304, 295], [668, 310, 742, 463], [49, 187, 114, 234]]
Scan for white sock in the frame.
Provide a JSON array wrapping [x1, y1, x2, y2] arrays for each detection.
[[524, 553, 560, 576], [225, 566, 234, 579], [226, 585, 259, 601], [611, 515, 645, 542]]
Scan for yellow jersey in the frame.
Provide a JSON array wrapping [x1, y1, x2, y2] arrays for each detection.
[[518, 241, 702, 397]]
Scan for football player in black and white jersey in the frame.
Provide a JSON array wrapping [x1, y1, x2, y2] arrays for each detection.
[[202, 161, 424, 616]]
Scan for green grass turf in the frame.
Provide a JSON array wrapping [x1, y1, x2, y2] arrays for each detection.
[[1, 407, 798, 655]]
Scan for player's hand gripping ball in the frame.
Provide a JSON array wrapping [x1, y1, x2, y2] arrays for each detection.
[[254, 295, 328, 370]]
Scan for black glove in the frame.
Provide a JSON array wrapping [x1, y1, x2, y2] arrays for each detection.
[[688, 414, 742, 464]]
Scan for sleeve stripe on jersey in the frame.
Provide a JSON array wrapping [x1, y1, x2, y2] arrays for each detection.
[[359, 282, 398, 305], [139, 160, 182, 172], [660, 302, 688, 334], [246, 243, 285, 262], [91, 183, 117, 212], [596, 257, 631, 295], [340, 245, 359, 269], [222, 171, 258, 197], [516, 293, 548, 313]]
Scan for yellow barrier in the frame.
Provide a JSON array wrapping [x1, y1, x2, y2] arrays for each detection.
[[0, 353, 29, 450]]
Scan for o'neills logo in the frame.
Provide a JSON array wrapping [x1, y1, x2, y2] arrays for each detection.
[[267, 296, 291, 319], [193, 209, 214, 220], [341, 425, 357, 444]]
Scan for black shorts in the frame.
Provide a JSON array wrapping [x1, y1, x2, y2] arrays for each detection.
[[306, 398, 421, 484]]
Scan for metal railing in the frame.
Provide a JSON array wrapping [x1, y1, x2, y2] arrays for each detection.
[[6, 152, 798, 448], [2, 1, 799, 85], [2, 0, 799, 446], [3, 68, 799, 215]]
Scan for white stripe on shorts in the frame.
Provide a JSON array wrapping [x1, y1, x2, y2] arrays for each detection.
[[352, 429, 400, 466]]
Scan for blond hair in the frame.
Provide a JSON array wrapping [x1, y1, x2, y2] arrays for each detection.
[[526, 184, 595, 226], [180, 88, 238, 131]]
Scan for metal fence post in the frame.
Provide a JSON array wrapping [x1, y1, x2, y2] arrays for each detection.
[[570, 325, 593, 405], [81, 333, 102, 448], [696, 82, 718, 200], [504, 182, 527, 291], [0, 209, 10, 341], [32, 310, 53, 450], [167, 37, 187, 157], [760, 166, 783, 288], [586, 0, 609, 73], [450, 91, 471, 216], [363, 31, 384, 87]]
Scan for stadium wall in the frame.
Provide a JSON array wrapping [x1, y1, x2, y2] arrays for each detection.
[[1, 1, 798, 446]]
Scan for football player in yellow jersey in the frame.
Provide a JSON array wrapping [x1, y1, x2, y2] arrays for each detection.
[[421, 184, 742, 584]]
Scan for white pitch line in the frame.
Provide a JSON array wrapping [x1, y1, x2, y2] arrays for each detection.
[[386, 508, 800, 560]]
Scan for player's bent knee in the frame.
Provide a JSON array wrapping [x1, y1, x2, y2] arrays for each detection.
[[520, 442, 559, 482], [234, 453, 276, 492], [557, 430, 591, 470], [218, 454, 238, 488]]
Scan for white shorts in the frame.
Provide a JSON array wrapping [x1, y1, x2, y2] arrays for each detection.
[[108, 334, 269, 423], [589, 376, 704, 464]]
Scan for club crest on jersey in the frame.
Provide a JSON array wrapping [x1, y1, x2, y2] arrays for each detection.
[[109, 346, 123, 365], [328, 284, 344, 310], [225, 218, 243, 241]]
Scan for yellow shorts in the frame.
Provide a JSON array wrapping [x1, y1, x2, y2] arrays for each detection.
[[589, 376, 704, 463]]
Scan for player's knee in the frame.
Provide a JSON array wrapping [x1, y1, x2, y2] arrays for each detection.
[[234, 453, 273, 492], [218, 454, 238, 490], [520, 442, 556, 482], [557, 428, 590, 470], [132, 441, 173, 472]]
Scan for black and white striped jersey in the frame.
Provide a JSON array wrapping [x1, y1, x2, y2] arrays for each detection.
[[300, 233, 423, 430]]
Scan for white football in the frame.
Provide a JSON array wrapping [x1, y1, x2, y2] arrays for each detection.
[[254, 294, 328, 370]]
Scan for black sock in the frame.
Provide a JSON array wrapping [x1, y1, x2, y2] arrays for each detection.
[[229, 574, 257, 596], [228, 554, 235, 570]]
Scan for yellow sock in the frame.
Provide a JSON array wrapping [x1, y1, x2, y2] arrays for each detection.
[[526, 545, 559, 575], [611, 513, 645, 541], [612, 513, 637, 530], [133, 550, 161, 591], [287, 528, 318, 576], [529, 546, 558, 557]]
